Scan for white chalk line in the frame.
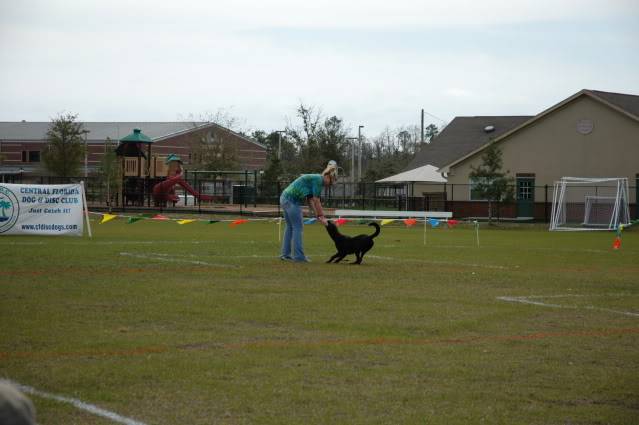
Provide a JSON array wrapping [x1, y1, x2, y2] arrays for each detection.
[[119, 252, 241, 269], [497, 294, 639, 317], [368, 255, 510, 269], [2, 379, 147, 425]]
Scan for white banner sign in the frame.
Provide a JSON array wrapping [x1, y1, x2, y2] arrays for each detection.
[[0, 183, 85, 236]]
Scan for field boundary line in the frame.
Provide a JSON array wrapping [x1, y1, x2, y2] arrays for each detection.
[[216, 327, 639, 349], [1, 379, 147, 425], [497, 294, 639, 317], [3, 328, 638, 360]]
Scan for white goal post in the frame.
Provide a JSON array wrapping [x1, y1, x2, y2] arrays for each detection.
[[550, 177, 631, 231]]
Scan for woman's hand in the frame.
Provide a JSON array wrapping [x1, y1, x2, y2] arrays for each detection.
[[318, 215, 328, 226]]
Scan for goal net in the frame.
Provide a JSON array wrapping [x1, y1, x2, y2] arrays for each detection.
[[550, 177, 631, 231]]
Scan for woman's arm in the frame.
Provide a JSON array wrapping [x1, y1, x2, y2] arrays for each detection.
[[309, 197, 328, 225]]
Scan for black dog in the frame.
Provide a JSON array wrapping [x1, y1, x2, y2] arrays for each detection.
[[325, 221, 380, 264]]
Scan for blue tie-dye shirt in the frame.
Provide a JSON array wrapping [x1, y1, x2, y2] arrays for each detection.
[[282, 174, 324, 204]]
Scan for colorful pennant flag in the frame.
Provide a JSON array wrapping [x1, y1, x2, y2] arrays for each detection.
[[230, 219, 248, 227], [304, 218, 317, 225], [380, 219, 395, 226], [357, 219, 370, 225], [429, 218, 440, 228], [152, 214, 169, 221], [177, 219, 195, 225], [403, 218, 417, 227], [334, 218, 349, 226], [613, 236, 621, 250], [447, 219, 459, 228], [127, 217, 144, 224], [100, 213, 117, 224], [207, 220, 220, 224]]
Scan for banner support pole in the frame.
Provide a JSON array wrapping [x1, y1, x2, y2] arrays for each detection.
[[423, 217, 427, 246], [81, 181, 92, 238]]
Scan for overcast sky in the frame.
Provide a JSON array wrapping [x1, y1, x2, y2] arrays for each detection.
[[1, 0, 638, 136]]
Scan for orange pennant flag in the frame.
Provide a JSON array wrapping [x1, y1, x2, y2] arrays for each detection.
[[230, 219, 248, 227], [447, 219, 459, 228], [403, 218, 417, 227], [612, 236, 621, 250]]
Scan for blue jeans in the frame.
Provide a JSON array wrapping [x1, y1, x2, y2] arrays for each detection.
[[280, 195, 306, 261]]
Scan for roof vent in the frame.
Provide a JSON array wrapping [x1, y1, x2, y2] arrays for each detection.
[[484, 125, 495, 133]]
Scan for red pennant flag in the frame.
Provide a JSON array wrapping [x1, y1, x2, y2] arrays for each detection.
[[334, 218, 349, 226], [152, 214, 169, 221], [447, 219, 459, 228], [230, 219, 248, 227], [403, 218, 417, 227], [612, 236, 621, 250]]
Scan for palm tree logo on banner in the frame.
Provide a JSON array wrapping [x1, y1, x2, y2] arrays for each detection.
[[0, 186, 19, 233]]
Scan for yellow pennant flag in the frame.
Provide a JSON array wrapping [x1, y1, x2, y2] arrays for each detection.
[[100, 213, 117, 224], [380, 219, 395, 226], [177, 219, 195, 225]]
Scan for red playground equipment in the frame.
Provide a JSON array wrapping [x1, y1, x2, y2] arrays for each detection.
[[152, 173, 214, 204], [152, 154, 214, 205]]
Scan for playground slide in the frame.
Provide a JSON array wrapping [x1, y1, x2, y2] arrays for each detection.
[[175, 179, 214, 201], [152, 174, 214, 203]]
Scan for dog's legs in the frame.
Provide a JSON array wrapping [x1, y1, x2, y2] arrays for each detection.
[[326, 253, 340, 263], [334, 254, 347, 263], [354, 246, 372, 264]]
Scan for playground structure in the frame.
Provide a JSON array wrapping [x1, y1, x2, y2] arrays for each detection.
[[150, 155, 215, 205], [115, 129, 256, 207]]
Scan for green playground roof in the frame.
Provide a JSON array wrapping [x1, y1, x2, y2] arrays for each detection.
[[119, 128, 153, 144]]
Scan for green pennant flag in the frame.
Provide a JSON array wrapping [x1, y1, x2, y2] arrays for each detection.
[[207, 220, 220, 224], [357, 219, 370, 225], [127, 217, 144, 224]]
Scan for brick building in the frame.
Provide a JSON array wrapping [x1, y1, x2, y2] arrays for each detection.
[[0, 121, 267, 177]]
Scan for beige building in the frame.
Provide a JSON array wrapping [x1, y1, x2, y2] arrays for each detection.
[[403, 89, 639, 220]]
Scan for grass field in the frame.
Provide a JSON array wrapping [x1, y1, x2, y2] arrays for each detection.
[[1, 217, 638, 424]]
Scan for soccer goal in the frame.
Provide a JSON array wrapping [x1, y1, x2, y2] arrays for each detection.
[[550, 177, 631, 231]]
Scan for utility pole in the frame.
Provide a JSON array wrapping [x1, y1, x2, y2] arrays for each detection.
[[357, 125, 364, 182], [421, 109, 424, 144]]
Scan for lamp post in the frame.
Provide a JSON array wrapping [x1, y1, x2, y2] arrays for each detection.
[[275, 130, 286, 160], [345, 137, 358, 187], [357, 125, 364, 182]]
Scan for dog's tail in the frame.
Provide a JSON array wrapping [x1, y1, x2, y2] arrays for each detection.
[[368, 222, 381, 238]]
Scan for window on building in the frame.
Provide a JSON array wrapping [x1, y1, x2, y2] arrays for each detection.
[[21, 150, 41, 162]]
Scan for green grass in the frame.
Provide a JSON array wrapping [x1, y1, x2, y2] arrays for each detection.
[[1, 218, 638, 424]]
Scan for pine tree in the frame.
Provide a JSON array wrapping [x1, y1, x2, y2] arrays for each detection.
[[468, 143, 514, 222]]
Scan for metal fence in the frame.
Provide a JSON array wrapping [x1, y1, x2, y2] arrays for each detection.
[[5, 173, 638, 222]]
